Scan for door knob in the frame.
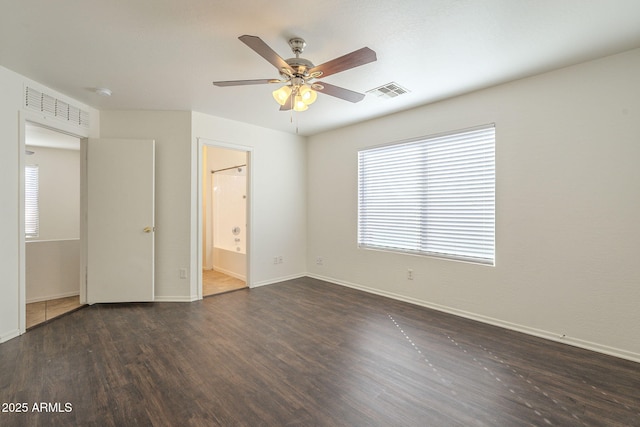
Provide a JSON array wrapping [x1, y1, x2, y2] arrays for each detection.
[[143, 226, 154, 233]]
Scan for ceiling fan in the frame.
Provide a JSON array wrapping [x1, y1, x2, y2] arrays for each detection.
[[213, 35, 377, 112]]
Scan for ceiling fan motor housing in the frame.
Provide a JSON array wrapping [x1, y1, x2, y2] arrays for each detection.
[[288, 37, 306, 55], [283, 37, 317, 80], [284, 57, 315, 77]]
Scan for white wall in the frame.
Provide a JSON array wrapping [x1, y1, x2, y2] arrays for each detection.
[[0, 66, 98, 342], [306, 48, 640, 362], [100, 110, 194, 301], [25, 146, 80, 240], [0, 66, 21, 342], [192, 112, 307, 288], [26, 240, 80, 302], [84, 110, 308, 301]]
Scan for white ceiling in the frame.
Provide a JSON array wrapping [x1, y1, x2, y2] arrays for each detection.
[[2, 1, 640, 136]]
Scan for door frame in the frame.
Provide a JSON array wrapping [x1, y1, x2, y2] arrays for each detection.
[[196, 137, 253, 300], [18, 111, 90, 333]]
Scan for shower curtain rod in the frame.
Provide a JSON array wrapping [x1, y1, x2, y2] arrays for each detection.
[[211, 164, 247, 174]]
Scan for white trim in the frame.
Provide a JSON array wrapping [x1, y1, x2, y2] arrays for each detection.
[[251, 273, 306, 288], [0, 329, 21, 344], [154, 296, 198, 302], [26, 291, 79, 304], [20, 106, 91, 139], [79, 138, 87, 306], [26, 238, 80, 243], [306, 273, 640, 364], [211, 267, 246, 282], [18, 114, 27, 335], [198, 138, 254, 152]]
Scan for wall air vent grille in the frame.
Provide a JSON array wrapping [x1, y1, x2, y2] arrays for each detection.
[[366, 82, 410, 99], [24, 86, 90, 129]]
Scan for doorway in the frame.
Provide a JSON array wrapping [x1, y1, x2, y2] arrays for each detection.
[[23, 123, 83, 328], [201, 143, 250, 297]]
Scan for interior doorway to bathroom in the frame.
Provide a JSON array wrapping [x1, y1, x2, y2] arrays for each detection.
[[202, 145, 248, 296]]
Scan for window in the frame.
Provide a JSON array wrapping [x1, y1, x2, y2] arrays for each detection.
[[25, 164, 39, 238], [358, 124, 495, 265]]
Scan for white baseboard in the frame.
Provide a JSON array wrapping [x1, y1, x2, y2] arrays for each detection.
[[306, 273, 640, 364], [27, 290, 80, 304], [153, 296, 197, 302], [0, 329, 21, 344], [212, 266, 246, 281], [251, 273, 306, 288]]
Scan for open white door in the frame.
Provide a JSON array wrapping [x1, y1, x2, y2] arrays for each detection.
[[86, 138, 155, 303]]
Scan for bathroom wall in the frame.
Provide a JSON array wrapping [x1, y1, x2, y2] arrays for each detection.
[[204, 145, 247, 279]]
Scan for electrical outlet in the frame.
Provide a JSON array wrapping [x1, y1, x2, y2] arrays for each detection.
[[316, 256, 324, 266], [407, 269, 414, 280], [278, 256, 283, 264], [179, 268, 187, 279]]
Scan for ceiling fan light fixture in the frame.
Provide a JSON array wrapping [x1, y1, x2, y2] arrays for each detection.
[[272, 85, 292, 105], [299, 85, 317, 105], [293, 95, 309, 112]]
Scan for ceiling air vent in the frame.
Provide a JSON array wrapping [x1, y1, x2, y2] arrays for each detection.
[[367, 82, 410, 99], [25, 86, 90, 129]]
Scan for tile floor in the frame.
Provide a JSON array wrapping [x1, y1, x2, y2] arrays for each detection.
[[203, 270, 246, 297], [26, 295, 83, 329]]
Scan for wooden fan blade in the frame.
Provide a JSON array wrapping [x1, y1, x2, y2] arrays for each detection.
[[239, 35, 293, 73], [213, 79, 276, 87], [315, 82, 366, 103], [309, 47, 376, 78], [279, 93, 293, 111]]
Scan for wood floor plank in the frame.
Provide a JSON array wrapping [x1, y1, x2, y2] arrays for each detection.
[[1, 277, 639, 426]]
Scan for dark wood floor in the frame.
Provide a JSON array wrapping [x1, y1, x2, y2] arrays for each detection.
[[1, 277, 639, 426]]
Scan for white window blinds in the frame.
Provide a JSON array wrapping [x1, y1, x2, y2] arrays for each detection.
[[358, 125, 495, 265], [25, 164, 39, 238]]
